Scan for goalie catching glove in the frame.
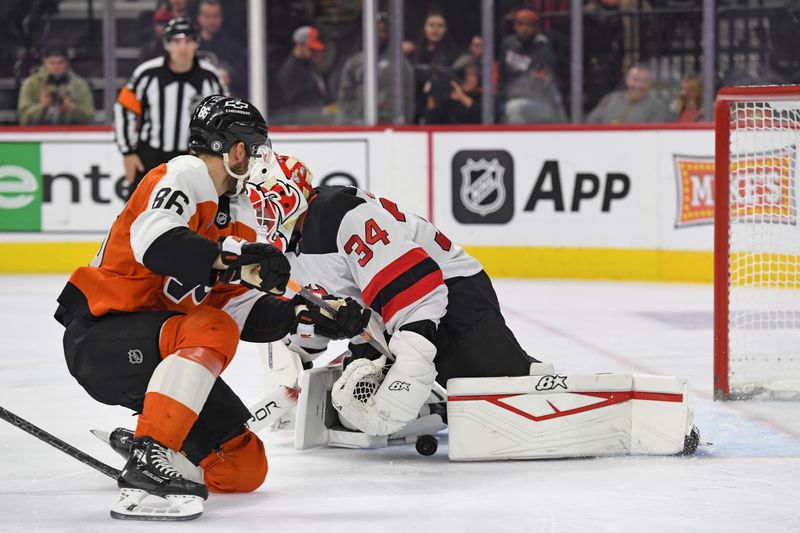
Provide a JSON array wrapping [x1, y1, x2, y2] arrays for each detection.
[[330, 330, 437, 436], [218, 236, 290, 294], [292, 296, 371, 341]]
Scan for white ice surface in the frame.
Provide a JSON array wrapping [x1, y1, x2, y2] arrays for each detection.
[[2, 276, 800, 532]]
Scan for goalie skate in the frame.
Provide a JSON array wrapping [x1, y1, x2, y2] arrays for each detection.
[[111, 436, 208, 521]]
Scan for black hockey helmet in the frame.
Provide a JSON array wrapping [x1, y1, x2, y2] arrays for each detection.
[[189, 95, 270, 158], [163, 17, 198, 43]]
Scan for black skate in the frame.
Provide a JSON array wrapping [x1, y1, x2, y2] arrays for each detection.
[[111, 436, 207, 521]]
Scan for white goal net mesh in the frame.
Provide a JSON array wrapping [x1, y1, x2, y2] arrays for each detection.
[[726, 98, 800, 398]]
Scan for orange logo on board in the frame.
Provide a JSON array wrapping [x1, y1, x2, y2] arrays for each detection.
[[674, 155, 715, 227], [673, 147, 796, 228]]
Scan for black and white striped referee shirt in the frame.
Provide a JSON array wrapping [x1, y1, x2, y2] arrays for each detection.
[[114, 55, 227, 155]]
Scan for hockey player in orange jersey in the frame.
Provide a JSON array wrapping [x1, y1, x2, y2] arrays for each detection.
[[54, 95, 369, 520]]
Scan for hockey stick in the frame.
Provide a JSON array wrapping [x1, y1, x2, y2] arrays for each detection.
[[287, 278, 394, 360], [0, 405, 121, 480], [247, 385, 299, 433]]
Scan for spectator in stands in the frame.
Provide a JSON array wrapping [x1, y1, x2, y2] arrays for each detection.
[[453, 35, 497, 92], [17, 46, 95, 125], [276, 26, 330, 125], [586, 63, 672, 123], [338, 12, 414, 124], [423, 60, 481, 125], [459, 35, 483, 66], [671, 73, 703, 122], [498, 7, 566, 124], [140, 7, 174, 60], [196, 0, 245, 96], [410, 11, 460, 123]]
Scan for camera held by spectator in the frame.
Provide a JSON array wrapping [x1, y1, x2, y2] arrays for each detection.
[[427, 67, 458, 106], [423, 61, 482, 124], [46, 73, 68, 106]]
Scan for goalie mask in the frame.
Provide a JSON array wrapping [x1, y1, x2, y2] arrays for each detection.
[[248, 153, 314, 249]]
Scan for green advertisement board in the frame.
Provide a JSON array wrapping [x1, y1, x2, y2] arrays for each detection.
[[0, 143, 41, 231]]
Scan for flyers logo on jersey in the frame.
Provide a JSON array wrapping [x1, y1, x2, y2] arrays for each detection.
[[163, 277, 212, 305]]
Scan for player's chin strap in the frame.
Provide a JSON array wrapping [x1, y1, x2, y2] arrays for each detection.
[[223, 153, 257, 195]]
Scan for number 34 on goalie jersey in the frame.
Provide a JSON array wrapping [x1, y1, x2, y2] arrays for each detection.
[[343, 196, 452, 267], [331, 190, 472, 333]]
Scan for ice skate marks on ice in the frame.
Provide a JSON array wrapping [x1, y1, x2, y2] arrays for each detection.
[[110, 488, 204, 521]]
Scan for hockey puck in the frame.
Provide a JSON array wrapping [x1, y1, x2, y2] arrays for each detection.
[[415, 434, 438, 456]]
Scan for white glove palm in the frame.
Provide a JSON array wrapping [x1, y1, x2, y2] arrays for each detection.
[[331, 330, 437, 436]]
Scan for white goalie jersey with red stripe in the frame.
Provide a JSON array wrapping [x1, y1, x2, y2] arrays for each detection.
[[286, 186, 482, 333]]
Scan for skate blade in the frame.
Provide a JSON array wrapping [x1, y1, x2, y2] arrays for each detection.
[[110, 488, 204, 521], [89, 429, 111, 445]]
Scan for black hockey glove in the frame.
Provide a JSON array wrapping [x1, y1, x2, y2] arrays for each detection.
[[218, 236, 290, 294], [293, 296, 372, 340]]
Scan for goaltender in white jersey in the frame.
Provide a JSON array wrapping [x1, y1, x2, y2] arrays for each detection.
[[248, 154, 701, 459], [248, 154, 546, 436]]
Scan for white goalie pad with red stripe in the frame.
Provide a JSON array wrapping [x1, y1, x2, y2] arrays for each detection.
[[446, 373, 692, 461]]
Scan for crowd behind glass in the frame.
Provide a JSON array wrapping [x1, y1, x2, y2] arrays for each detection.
[[2, 0, 797, 127]]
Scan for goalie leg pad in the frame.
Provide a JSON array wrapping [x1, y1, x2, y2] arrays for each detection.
[[295, 363, 447, 450], [294, 363, 388, 449], [295, 364, 343, 450], [446, 373, 692, 461]]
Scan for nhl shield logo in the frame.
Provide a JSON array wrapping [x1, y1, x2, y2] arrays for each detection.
[[460, 158, 506, 217], [452, 150, 514, 224], [216, 210, 229, 227]]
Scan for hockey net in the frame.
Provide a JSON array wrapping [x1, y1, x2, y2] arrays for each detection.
[[714, 85, 800, 400]]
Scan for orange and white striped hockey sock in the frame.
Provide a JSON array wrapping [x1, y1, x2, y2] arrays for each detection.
[[135, 347, 225, 450]]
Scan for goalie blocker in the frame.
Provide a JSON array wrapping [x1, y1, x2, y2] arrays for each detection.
[[447, 372, 697, 461]]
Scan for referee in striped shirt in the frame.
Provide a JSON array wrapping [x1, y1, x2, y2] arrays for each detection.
[[114, 17, 227, 191]]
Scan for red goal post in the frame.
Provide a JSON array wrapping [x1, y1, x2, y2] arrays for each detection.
[[714, 85, 800, 400]]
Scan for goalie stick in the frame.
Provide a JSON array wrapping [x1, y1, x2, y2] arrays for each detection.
[[0, 405, 120, 480]]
